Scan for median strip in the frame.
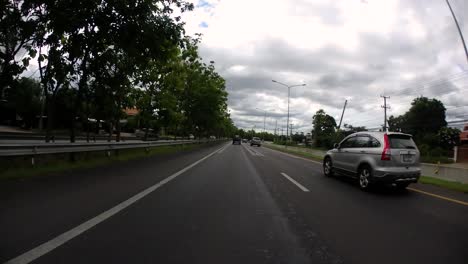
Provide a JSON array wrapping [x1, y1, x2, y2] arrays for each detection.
[[263, 144, 322, 164]]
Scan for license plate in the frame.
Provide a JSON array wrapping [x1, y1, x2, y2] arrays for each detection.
[[402, 154, 413, 163]]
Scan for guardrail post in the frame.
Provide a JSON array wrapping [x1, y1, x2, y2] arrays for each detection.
[[31, 146, 37, 166], [145, 143, 150, 154], [106, 145, 111, 158]]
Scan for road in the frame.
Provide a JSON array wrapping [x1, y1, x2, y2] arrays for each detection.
[[1, 142, 468, 264]]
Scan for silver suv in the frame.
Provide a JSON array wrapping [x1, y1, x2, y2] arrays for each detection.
[[323, 132, 420, 190], [250, 137, 261, 147]]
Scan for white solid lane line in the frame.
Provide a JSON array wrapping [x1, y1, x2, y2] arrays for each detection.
[[4, 144, 226, 264], [251, 147, 265, 156], [242, 143, 264, 157], [217, 142, 232, 154], [242, 143, 257, 156], [263, 145, 322, 164], [280, 172, 310, 192]]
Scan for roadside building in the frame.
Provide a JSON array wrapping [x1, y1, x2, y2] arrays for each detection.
[[456, 123, 468, 163]]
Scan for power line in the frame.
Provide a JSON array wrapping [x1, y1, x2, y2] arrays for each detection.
[[339, 73, 468, 122], [391, 72, 468, 97]]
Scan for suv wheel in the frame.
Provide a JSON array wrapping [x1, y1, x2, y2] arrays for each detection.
[[358, 165, 372, 191], [323, 157, 334, 177]]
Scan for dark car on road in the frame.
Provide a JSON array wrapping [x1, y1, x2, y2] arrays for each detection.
[[232, 135, 241, 145], [323, 132, 420, 190]]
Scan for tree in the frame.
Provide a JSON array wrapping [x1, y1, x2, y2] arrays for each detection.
[[404, 97, 446, 136], [388, 115, 406, 132], [21, 0, 194, 141], [179, 37, 228, 138], [5, 77, 41, 128], [291, 132, 305, 143], [343, 123, 367, 135], [437, 127, 461, 150], [312, 109, 337, 148], [0, 0, 37, 98], [388, 97, 446, 145]]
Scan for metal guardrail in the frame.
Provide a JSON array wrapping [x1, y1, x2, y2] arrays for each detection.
[[0, 139, 225, 157]]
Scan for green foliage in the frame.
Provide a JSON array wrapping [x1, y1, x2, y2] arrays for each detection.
[[331, 130, 346, 145], [343, 123, 367, 135], [418, 144, 431, 157], [312, 109, 337, 148], [387, 97, 455, 162], [389, 97, 446, 142], [437, 127, 461, 150], [4, 77, 42, 128], [1, 0, 237, 140], [0, 0, 37, 96], [420, 176, 468, 193]]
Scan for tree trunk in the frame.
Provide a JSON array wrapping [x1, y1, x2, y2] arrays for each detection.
[[45, 95, 54, 143], [144, 126, 149, 141], [70, 111, 76, 143], [108, 120, 113, 142], [116, 120, 121, 142], [86, 118, 90, 143]]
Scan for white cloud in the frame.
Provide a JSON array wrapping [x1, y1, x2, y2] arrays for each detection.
[[183, 0, 468, 132]]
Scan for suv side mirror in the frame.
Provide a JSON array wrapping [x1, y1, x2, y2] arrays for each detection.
[[333, 143, 339, 149]]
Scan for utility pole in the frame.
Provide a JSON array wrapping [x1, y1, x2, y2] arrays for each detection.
[[263, 111, 266, 141], [337, 99, 348, 130], [446, 0, 468, 65], [274, 120, 278, 142], [275, 120, 278, 135], [289, 123, 293, 140], [381, 95, 390, 132]]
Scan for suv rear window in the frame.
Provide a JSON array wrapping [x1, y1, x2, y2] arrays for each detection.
[[388, 135, 416, 149]]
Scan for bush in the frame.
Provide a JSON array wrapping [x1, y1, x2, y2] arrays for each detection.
[[418, 144, 431, 157], [418, 145, 453, 164], [274, 140, 296, 146], [430, 147, 445, 157]]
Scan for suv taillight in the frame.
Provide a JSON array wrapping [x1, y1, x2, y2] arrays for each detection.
[[381, 134, 391, 161]]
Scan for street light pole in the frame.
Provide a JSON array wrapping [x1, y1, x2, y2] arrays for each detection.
[[287, 86, 290, 141], [256, 107, 267, 141], [272, 80, 306, 141], [446, 0, 468, 65]]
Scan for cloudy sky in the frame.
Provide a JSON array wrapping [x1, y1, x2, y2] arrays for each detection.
[[181, 0, 468, 133]]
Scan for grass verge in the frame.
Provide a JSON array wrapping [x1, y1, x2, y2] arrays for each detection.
[[419, 176, 468, 193], [264, 144, 324, 162], [0, 143, 203, 181]]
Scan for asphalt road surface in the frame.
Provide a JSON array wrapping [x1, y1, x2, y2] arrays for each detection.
[[1, 142, 468, 264]]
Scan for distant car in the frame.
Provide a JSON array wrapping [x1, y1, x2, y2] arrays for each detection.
[[250, 137, 261, 147], [232, 135, 241, 145], [242, 138, 248, 143], [323, 132, 420, 190], [189, 134, 195, 140], [209, 135, 216, 140]]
